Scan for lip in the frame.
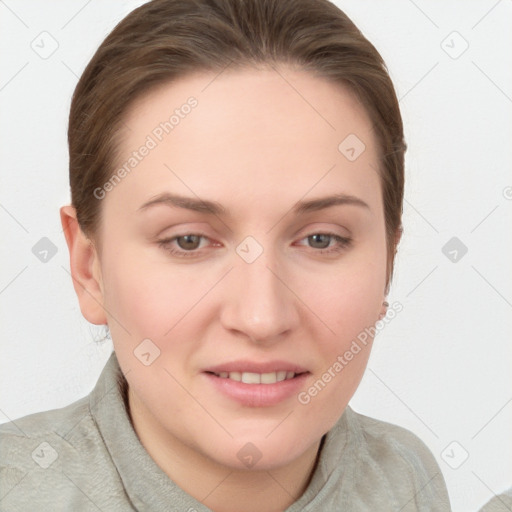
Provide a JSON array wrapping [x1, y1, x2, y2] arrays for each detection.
[[202, 360, 310, 407], [204, 360, 309, 374]]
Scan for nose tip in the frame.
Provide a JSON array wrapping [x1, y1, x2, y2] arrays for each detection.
[[220, 257, 299, 344]]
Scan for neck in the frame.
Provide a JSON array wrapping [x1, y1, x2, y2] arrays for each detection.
[[127, 386, 322, 512]]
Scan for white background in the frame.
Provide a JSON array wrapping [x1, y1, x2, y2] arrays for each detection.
[[1, 1, 511, 511]]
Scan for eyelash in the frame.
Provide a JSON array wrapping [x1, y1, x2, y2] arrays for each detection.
[[157, 232, 352, 258]]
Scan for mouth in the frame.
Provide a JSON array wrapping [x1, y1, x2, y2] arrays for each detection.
[[202, 361, 310, 407], [206, 370, 303, 384]]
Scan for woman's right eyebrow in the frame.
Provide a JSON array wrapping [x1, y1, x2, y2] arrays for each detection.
[[137, 193, 226, 216], [137, 192, 370, 216]]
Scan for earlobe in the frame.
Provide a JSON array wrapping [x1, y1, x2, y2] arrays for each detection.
[[378, 300, 389, 320], [384, 225, 403, 296], [395, 224, 403, 249], [60, 205, 107, 325]]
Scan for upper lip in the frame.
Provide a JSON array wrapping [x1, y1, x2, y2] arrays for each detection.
[[204, 360, 309, 374]]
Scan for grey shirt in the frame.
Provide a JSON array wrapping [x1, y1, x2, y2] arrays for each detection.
[[1, 351, 451, 511]]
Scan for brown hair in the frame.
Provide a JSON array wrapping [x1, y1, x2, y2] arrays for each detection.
[[68, 0, 405, 293]]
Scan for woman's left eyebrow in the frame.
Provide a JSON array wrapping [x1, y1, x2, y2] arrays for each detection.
[[293, 193, 371, 214], [137, 192, 370, 216]]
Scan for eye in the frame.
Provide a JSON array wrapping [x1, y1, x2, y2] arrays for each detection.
[[175, 234, 202, 250], [307, 233, 332, 249], [297, 233, 352, 254], [157, 231, 352, 259], [158, 233, 212, 257]]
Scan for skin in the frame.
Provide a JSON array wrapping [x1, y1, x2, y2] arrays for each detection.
[[61, 65, 398, 512]]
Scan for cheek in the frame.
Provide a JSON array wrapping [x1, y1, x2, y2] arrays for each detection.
[[295, 269, 381, 427], [101, 256, 207, 397], [300, 261, 385, 345], [101, 248, 202, 336]]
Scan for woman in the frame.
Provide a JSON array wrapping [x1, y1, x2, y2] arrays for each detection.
[[0, 0, 452, 510]]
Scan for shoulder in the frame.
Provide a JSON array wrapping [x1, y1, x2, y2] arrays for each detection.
[[348, 408, 442, 473], [478, 489, 512, 512], [0, 396, 127, 511], [339, 407, 451, 511], [0, 396, 91, 470]]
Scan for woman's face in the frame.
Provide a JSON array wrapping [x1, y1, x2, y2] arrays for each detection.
[[96, 67, 388, 470]]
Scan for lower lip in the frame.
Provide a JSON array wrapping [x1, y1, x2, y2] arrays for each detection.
[[203, 372, 309, 407]]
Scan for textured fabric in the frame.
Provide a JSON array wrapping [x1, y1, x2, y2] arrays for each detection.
[[478, 489, 512, 512], [0, 351, 451, 511]]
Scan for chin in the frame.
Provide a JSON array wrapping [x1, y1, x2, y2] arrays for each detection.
[[199, 428, 319, 472]]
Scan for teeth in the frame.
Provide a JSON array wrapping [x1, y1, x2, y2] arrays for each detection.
[[215, 371, 297, 384], [276, 371, 287, 382], [261, 372, 278, 384], [241, 372, 260, 384]]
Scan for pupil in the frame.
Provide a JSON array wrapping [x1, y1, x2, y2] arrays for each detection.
[[178, 235, 200, 250], [309, 234, 330, 249]]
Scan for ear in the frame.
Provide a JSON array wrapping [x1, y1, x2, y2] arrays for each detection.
[[384, 224, 403, 297], [394, 224, 403, 249], [378, 300, 389, 320], [60, 205, 107, 325]]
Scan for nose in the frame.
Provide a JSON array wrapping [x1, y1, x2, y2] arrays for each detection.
[[220, 249, 300, 345]]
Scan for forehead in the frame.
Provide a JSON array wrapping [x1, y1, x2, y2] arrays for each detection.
[[107, 66, 382, 220]]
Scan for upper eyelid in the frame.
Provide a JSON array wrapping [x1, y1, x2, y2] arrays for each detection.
[[159, 221, 351, 239]]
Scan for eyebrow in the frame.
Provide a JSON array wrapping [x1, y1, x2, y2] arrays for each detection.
[[137, 192, 370, 216]]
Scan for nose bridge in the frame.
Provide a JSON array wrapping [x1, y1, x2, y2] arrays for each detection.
[[222, 242, 298, 342]]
